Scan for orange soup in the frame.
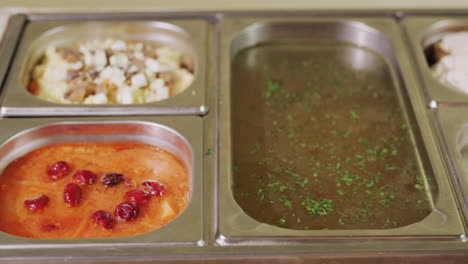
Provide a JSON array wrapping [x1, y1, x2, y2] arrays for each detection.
[[0, 142, 190, 238]]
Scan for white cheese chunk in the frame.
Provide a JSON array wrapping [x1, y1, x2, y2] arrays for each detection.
[[150, 78, 169, 101], [116, 86, 134, 104], [135, 43, 143, 51], [128, 65, 138, 73], [83, 93, 108, 104], [94, 49, 108, 69], [131, 73, 148, 89], [79, 46, 94, 66], [134, 51, 144, 60], [42, 47, 69, 81], [69, 61, 83, 71], [145, 58, 161, 73], [110, 40, 127, 51], [109, 53, 129, 69], [98, 66, 126, 87]]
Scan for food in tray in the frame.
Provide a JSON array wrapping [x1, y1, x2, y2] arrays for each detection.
[[431, 32, 468, 93], [0, 141, 189, 238], [28, 39, 195, 104], [232, 43, 432, 230]]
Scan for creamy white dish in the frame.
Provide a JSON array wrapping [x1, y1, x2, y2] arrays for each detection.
[[29, 39, 195, 104], [431, 32, 468, 94]]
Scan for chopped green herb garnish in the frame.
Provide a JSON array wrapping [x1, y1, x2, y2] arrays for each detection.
[[341, 172, 360, 186], [267, 182, 281, 187], [265, 80, 281, 99], [366, 179, 376, 188], [280, 196, 293, 209], [385, 165, 399, 170], [278, 217, 286, 225], [343, 129, 352, 138], [313, 92, 322, 100], [379, 148, 388, 157], [350, 110, 359, 120], [380, 199, 391, 207], [297, 178, 309, 188], [415, 176, 425, 191], [258, 188, 266, 200], [301, 197, 334, 216], [330, 79, 339, 86], [358, 137, 369, 145], [204, 148, 214, 156]]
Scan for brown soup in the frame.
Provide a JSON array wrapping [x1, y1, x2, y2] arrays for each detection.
[[231, 43, 433, 230]]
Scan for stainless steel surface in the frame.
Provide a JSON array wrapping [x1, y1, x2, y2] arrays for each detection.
[[403, 16, 468, 105], [433, 108, 468, 228], [0, 15, 211, 116], [0, 117, 204, 245], [0, 14, 25, 98], [0, 11, 467, 263], [218, 17, 464, 244]]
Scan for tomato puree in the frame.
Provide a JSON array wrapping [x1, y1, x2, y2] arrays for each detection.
[[0, 141, 190, 238]]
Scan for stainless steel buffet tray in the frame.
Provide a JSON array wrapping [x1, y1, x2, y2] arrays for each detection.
[[0, 11, 467, 263], [433, 108, 468, 231], [0, 15, 211, 116], [0, 116, 204, 245], [404, 16, 468, 105], [218, 16, 463, 244]]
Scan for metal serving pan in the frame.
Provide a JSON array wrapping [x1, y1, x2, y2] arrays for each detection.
[[217, 17, 464, 244], [0, 116, 204, 246], [0, 14, 211, 116], [434, 107, 468, 227], [404, 16, 468, 105]]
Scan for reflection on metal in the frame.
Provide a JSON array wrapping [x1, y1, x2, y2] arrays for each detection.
[[437, 108, 468, 235]]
